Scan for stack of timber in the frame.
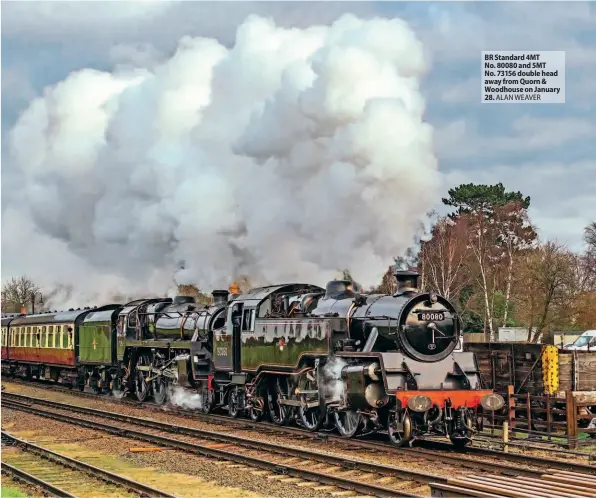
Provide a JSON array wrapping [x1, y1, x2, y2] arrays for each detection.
[[429, 469, 596, 497]]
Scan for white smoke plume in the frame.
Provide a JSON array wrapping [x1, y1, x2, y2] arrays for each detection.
[[320, 356, 349, 403], [167, 384, 203, 410], [4, 14, 438, 304]]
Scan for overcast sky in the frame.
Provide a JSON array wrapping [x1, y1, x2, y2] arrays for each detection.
[[2, 1, 595, 300]]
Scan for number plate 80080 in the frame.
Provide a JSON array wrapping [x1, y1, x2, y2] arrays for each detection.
[[418, 312, 445, 321]]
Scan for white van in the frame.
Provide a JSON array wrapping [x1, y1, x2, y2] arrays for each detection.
[[566, 330, 596, 351]]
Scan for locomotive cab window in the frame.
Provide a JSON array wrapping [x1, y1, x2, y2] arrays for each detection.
[[242, 309, 255, 331]]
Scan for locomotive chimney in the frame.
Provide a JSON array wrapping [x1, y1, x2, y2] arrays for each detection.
[[173, 296, 196, 306], [212, 290, 229, 305], [324, 280, 354, 300], [393, 269, 420, 295], [20, 303, 27, 315]]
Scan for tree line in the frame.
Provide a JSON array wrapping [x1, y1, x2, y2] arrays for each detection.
[[3, 183, 594, 342], [378, 183, 596, 341]]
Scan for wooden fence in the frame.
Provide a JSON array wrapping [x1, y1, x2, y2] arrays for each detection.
[[484, 385, 596, 449]]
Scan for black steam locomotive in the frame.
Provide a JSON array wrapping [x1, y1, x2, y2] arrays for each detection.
[[1, 270, 503, 447]]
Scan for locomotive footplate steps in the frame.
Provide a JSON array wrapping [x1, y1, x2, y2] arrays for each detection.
[[429, 470, 596, 498]]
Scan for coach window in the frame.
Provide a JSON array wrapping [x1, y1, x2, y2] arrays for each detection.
[[48, 325, 54, 348], [18, 327, 22, 346], [57, 326, 65, 349], [27, 327, 32, 347], [67, 326, 74, 349]]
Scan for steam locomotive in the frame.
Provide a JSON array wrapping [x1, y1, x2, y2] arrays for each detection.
[[1, 270, 504, 447]]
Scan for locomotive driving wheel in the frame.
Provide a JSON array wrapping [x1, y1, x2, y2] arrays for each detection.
[[298, 370, 324, 431], [151, 353, 168, 405], [334, 409, 362, 438], [268, 376, 293, 426], [134, 353, 152, 402], [387, 410, 413, 447]]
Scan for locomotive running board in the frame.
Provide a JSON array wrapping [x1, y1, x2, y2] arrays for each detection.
[[279, 399, 319, 408]]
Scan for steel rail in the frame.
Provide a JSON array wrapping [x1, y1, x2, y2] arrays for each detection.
[[3, 400, 422, 497], [6, 376, 596, 463], [1, 430, 176, 497], [1, 462, 77, 498], [4, 390, 595, 478]]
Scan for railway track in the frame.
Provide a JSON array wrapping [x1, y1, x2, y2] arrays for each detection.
[[4, 392, 596, 489], [5, 390, 596, 497], [3, 396, 431, 497], [5, 377, 595, 468], [4, 383, 596, 477], [1, 430, 175, 498]]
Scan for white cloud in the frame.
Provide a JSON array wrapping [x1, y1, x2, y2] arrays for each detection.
[[1, 1, 172, 39], [442, 160, 596, 251], [435, 116, 596, 160]]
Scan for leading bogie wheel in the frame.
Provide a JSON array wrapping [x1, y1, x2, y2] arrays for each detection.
[[387, 411, 413, 447]]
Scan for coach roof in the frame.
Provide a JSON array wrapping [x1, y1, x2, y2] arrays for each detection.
[[10, 309, 91, 326]]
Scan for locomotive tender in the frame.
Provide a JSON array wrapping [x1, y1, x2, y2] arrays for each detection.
[[1, 270, 504, 447]]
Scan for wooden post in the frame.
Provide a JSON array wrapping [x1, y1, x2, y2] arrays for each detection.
[[526, 392, 532, 431], [566, 390, 577, 450], [507, 385, 515, 429], [546, 393, 552, 441], [503, 421, 509, 453]]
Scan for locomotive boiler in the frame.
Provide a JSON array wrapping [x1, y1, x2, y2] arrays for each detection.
[[202, 270, 504, 447], [1, 269, 504, 448]]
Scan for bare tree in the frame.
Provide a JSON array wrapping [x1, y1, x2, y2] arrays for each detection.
[[514, 242, 577, 342], [494, 202, 537, 327], [1, 276, 43, 314], [419, 216, 472, 300], [584, 221, 596, 279]]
